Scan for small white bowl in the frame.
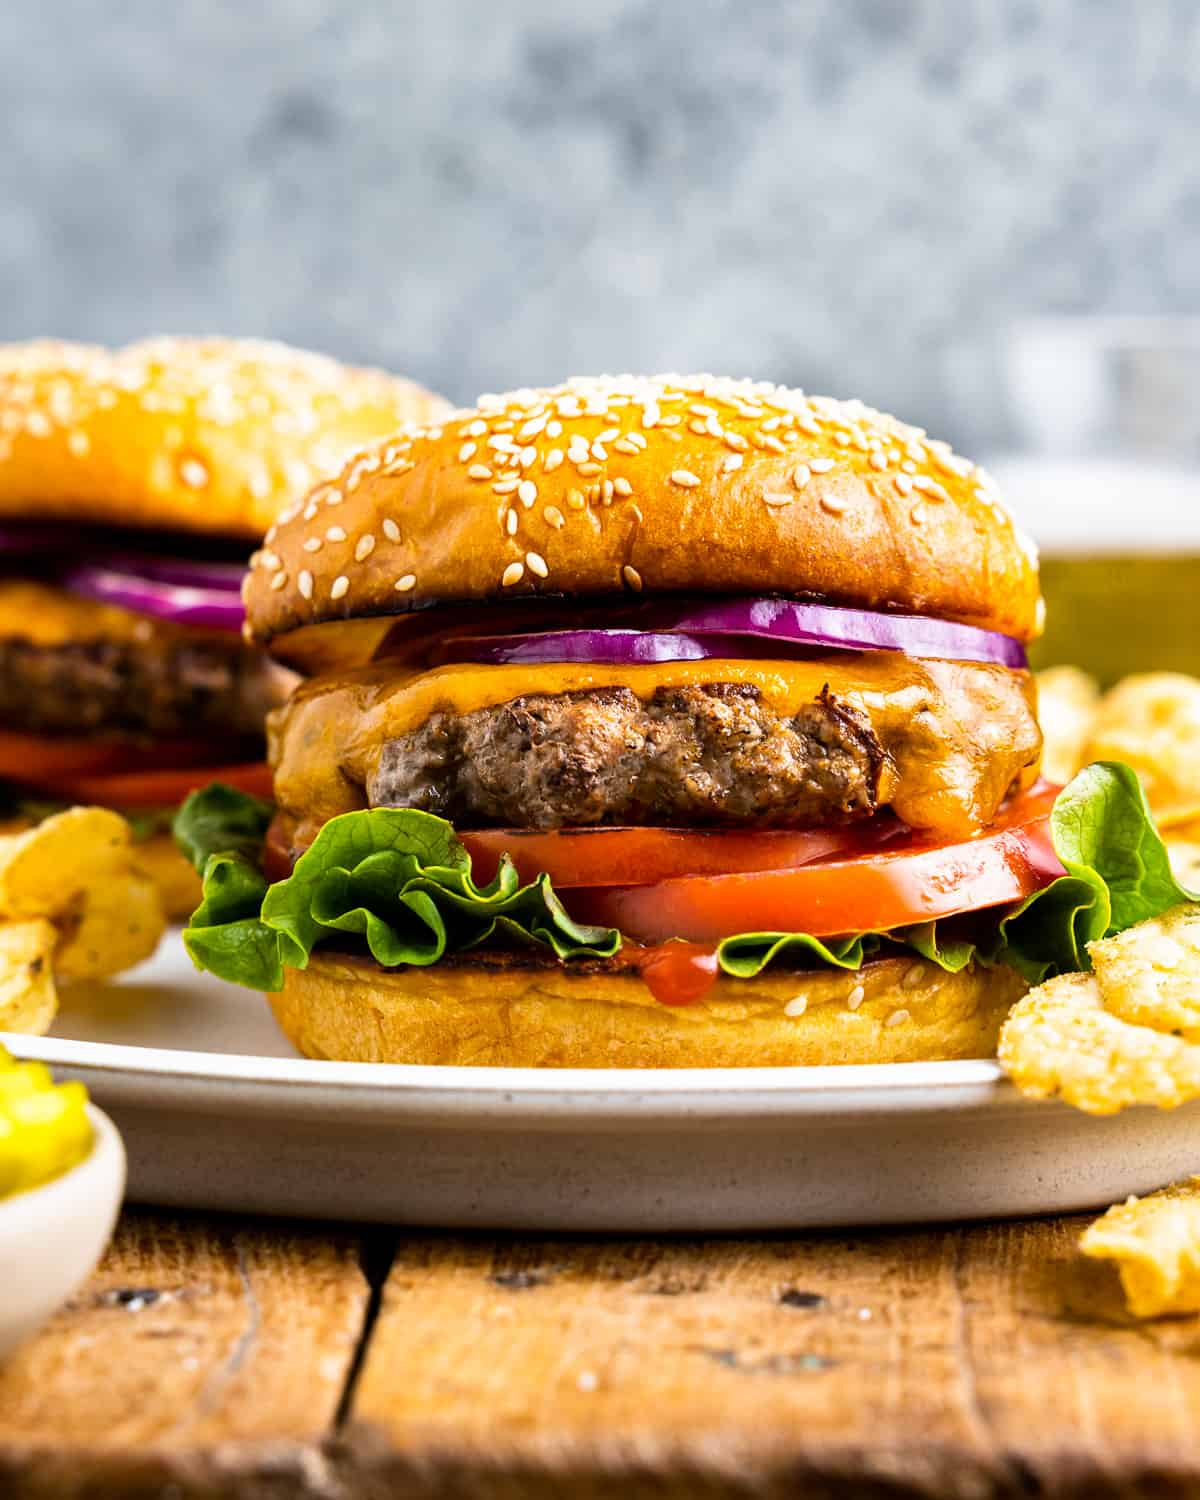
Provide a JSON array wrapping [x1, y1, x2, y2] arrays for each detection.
[[0, 1106, 125, 1360]]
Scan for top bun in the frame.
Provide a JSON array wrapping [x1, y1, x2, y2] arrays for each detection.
[[245, 374, 1042, 658], [0, 338, 448, 541]]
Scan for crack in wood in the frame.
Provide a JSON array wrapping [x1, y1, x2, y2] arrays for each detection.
[[333, 1230, 398, 1433]]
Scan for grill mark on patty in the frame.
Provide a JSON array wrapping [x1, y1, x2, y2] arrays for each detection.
[[0, 636, 287, 741], [369, 682, 884, 830]]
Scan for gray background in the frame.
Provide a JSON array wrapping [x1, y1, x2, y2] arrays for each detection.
[[1, 0, 1197, 452]]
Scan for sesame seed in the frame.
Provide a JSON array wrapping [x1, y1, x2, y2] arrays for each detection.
[[505, 508, 518, 535], [502, 562, 525, 588], [544, 448, 564, 472], [894, 473, 913, 495], [792, 464, 811, 489], [820, 494, 848, 515], [901, 460, 917, 474], [458, 441, 477, 462], [519, 446, 537, 469], [519, 416, 546, 439], [326, 525, 346, 542], [566, 489, 586, 510], [576, 461, 602, 476], [764, 493, 793, 508], [325, 489, 344, 506], [179, 457, 209, 489], [298, 570, 314, 600], [597, 427, 619, 443], [466, 418, 487, 437], [382, 518, 401, 542], [355, 534, 376, 561], [847, 985, 865, 1010], [303, 502, 319, 521], [688, 419, 708, 435], [903, 964, 926, 989], [724, 432, 748, 451], [544, 505, 565, 529], [784, 996, 808, 1018], [809, 457, 835, 473], [723, 453, 744, 472], [270, 571, 288, 591], [259, 549, 280, 571], [670, 469, 700, 488], [330, 575, 349, 601], [760, 434, 786, 453], [602, 479, 615, 502], [394, 573, 417, 592], [25, 412, 50, 438], [67, 430, 90, 457], [612, 476, 633, 497], [518, 479, 537, 507], [493, 478, 520, 495], [622, 564, 644, 591], [303, 537, 322, 552], [467, 464, 493, 480], [546, 419, 563, 438], [526, 551, 548, 578], [869, 451, 888, 471], [910, 502, 926, 525], [613, 438, 639, 456], [885, 1008, 911, 1027]]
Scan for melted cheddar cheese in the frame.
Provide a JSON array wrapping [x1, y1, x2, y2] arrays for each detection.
[[269, 655, 1042, 845]]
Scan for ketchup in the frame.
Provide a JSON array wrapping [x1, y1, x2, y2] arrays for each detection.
[[630, 941, 721, 1007]]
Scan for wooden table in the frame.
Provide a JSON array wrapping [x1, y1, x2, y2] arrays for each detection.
[[3, 1207, 1197, 1498]]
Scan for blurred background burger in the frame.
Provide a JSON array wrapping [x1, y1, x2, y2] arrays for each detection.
[[0, 337, 446, 914]]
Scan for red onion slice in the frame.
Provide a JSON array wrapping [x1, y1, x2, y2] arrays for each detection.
[[62, 564, 245, 633], [440, 597, 1028, 671], [97, 555, 246, 592]]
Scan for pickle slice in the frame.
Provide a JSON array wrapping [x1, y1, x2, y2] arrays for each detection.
[[0, 1048, 91, 1196]]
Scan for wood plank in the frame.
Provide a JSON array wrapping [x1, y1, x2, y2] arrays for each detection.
[[0, 1208, 370, 1498], [345, 1222, 1200, 1498]]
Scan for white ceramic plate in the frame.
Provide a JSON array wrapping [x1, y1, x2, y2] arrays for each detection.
[[6, 937, 1199, 1230]]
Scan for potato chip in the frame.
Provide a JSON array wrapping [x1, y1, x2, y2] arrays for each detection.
[[1081, 1178, 1200, 1318], [1090, 903, 1200, 1042], [998, 970, 1200, 1115], [1083, 673, 1200, 827], [0, 920, 59, 1035], [0, 807, 166, 1034], [1036, 666, 1100, 786], [0, 807, 164, 976], [1168, 840, 1200, 890]]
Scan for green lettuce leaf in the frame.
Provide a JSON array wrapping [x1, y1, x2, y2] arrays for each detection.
[[176, 761, 1194, 993], [175, 786, 619, 990]]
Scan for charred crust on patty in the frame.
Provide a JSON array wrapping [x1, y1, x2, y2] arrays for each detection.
[[367, 680, 885, 830]]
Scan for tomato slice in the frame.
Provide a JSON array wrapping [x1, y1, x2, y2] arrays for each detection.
[[562, 786, 1064, 944], [459, 820, 907, 888], [0, 729, 227, 783], [30, 761, 274, 809]]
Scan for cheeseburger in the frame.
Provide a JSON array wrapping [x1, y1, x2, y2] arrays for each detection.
[[0, 338, 446, 915], [181, 373, 1129, 1068]]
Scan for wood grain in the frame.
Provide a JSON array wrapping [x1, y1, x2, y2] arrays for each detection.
[[0, 1208, 369, 1498], [345, 1223, 1200, 1499], [11, 1210, 1200, 1498]]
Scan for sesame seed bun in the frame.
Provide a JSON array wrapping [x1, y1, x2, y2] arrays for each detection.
[[245, 375, 1042, 665], [268, 949, 1028, 1068], [0, 338, 448, 541]]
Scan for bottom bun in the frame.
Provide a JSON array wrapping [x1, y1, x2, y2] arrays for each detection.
[[269, 951, 1029, 1068], [128, 832, 202, 922]]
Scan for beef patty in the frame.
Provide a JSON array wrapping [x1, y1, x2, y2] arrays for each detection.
[[0, 634, 288, 741], [369, 682, 883, 830]]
